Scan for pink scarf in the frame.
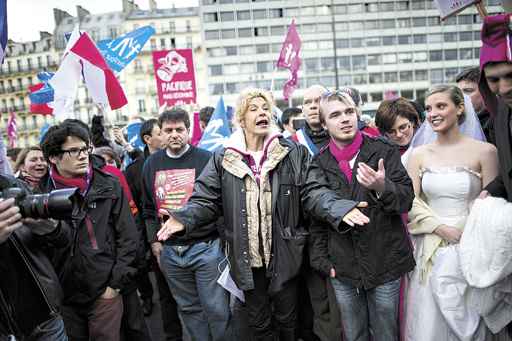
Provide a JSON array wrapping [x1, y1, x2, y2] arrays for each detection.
[[328, 131, 363, 182]]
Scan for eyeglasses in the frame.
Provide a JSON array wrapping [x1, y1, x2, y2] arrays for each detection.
[[387, 122, 412, 137], [60, 146, 93, 158]]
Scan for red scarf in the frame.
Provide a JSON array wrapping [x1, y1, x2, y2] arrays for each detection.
[[328, 131, 363, 183], [19, 170, 43, 189], [50, 164, 92, 195]]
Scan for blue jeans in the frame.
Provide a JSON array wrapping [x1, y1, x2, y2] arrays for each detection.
[[161, 239, 231, 341], [330, 278, 400, 341], [28, 314, 68, 341]]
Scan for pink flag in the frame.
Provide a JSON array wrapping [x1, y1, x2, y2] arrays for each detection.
[[7, 112, 16, 148], [190, 111, 203, 147], [277, 20, 301, 100]]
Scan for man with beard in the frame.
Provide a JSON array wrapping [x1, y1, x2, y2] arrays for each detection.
[[142, 109, 230, 340]]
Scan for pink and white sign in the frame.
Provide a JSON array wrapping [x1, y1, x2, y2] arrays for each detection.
[[152, 49, 197, 107]]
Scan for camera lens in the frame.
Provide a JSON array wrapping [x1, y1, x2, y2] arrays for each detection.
[[18, 188, 80, 220]]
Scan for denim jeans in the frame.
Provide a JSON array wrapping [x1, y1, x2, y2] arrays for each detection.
[[161, 239, 231, 341], [28, 314, 68, 341], [330, 278, 401, 341]]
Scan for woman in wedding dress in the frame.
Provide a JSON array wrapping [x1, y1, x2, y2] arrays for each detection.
[[405, 85, 500, 341]]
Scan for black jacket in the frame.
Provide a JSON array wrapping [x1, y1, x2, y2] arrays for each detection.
[[171, 137, 354, 294], [39, 156, 139, 306], [308, 136, 415, 289], [479, 109, 495, 146], [0, 176, 69, 338], [486, 100, 512, 201]]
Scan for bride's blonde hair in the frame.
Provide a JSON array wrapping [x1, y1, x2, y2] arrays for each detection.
[[425, 85, 466, 125]]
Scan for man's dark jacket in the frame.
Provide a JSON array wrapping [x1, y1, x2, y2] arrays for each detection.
[[172, 138, 353, 294], [39, 155, 138, 306], [486, 100, 512, 201], [479, 109, 495, 146], [308, 136, 415, 289], [0, 176, 69, 338]]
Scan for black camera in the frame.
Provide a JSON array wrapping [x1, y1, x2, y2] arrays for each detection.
[[0, 187, 81, 220]]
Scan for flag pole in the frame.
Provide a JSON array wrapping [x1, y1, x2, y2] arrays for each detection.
[[270, 67, 277, 93], [475, 1, 488, 18]]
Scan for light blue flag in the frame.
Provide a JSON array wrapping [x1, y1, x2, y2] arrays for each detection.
[[126, 122, 144, 151], [198, 97, 232, 152], [97, 26, 155, 72], [39, 123, 50, 144]]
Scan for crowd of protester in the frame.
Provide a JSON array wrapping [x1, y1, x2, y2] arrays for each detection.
[[2, 13, 512, 341]]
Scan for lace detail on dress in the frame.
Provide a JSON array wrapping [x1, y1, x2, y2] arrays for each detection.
[[419, 166, 482, 179]]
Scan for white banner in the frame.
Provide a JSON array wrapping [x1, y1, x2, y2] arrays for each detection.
[[433, 0, 479, 20]]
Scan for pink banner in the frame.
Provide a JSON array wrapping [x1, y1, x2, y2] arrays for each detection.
[[276, 20, 302, 100], [152, 49, 197, 107], [7, 112, 16, 148]]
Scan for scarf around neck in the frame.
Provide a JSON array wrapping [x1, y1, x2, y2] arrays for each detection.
[[19, 170, 43, 189], [50, 164, 92, 195], [328, 131, 363, 182]]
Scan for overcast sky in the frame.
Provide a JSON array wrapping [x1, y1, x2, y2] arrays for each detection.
[[8, 0, 198, 42]]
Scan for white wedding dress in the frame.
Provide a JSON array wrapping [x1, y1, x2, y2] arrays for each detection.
[[405, 166, 482, 341]]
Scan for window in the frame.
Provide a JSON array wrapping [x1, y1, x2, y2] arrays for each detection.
[[350, 38, 363, 48], [257, 61, 272, 73], [459, 48, 473, 60], [411, 1, 426, 9], [237, 10, 250, 20], [365, 37, 381, 47], [335, 22, 348, 31], [429, 50, 443, 61], [348, 4, 363, 13], [303, 41, 318, 50], [320, 76, 336, 87], [444, 32, 458, 42], [339, 75, 352, 86], [301, 24, 316, 34], [459, 32, 473, 41], [353, 74, 368, 85], [337, 56, 351, 71], [399, 52, 413, 63], [401, 90, 414, 99], [240, 63, 255, 74], [398, 35, 413, 45], [205, 30, 219, 40], [138, 99, 146, 113], [431, 69, 444, 84], [226, 83, 239, 94], [254, 27, 268, 36], [427, 34, 443, 43], [207, 47, 224, 57], [253, 9, 267, 19], [383, 36, 397, 45], [335, 5, 347, 14], [271, 26, 285, 36], [352, 55, 367, 70], [284, 7, 299, 16], [186, 37, 193, 49], [300, 7, 315, 16], [384, 72, 398, 83], [220, 11, 235, 21], [238, 28, 252, 38], [37, 56, 42, 68], [321, 57, 334, 71], [379, 2, 394, 11], [349, 21, 364, 31], [368, 54, 381, 66], [319, 41, 333, 49], [381, 19, 396, 29], [366, 3, 379, 12], [400, 71, 413, 82], [369, 73, 383, 83], [414, 51, 428, 62], [239, 45, 255, 55], [221, 29, 236, 39], [150, 39, 156, 49], [413, 17, 427, 27], [209, 65, 223, 76], [224, 64, 239, 75], [382, 54, 397, 64], [414, 34, 427, 44], [396, 1, 410, 10], [445, 68, 459, 82], [269, 8, 283, 18], [209, 83, 224, 95], [370, 92, 383, 102], [226, 46, 237, 55], [317, 24, 331, 32], [458, 15, 473, 25], [256, 44, 270, 54], [444, 50, 458, 60], [305, 58, 319, 72], [336, 39, 349, 49], [415, 70, 428, 81], [397, 18, 411, 28], [160, 38, 166, 48], [365, 20, 380, 30]]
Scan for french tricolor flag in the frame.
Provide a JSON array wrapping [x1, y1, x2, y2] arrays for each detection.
[[49, 27, 127, 119], [0, 0, 7, 64]]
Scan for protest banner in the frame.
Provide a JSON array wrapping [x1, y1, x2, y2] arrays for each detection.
[[152, 49, 197, 107]]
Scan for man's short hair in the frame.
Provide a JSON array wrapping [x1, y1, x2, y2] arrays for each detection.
[[281, 107, 302, 125], [41, 123, 90, 160], [199, 106, 215, 125], [455, 67, 480, 83], [158, 108, 190, 129], [140, 119, 159, 145]]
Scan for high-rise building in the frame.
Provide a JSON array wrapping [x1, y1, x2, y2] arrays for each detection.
[[199, 0, 502, 112]]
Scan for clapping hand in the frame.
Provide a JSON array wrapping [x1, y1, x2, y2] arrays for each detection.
[[356, 159, 386, 193]]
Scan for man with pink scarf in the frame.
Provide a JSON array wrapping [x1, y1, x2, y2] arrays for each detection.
[[307, 89, 415, 341]]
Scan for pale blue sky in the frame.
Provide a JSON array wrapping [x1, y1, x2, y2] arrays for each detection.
[[8, 0, 198, 42]]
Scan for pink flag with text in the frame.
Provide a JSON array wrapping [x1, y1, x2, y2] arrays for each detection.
[[277, 20, 301, 100]]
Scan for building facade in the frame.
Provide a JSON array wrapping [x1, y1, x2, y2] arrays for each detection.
[[199, 0, 502, 112]]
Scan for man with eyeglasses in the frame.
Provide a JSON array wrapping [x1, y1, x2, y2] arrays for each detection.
[[39, 122, 139, 341]]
